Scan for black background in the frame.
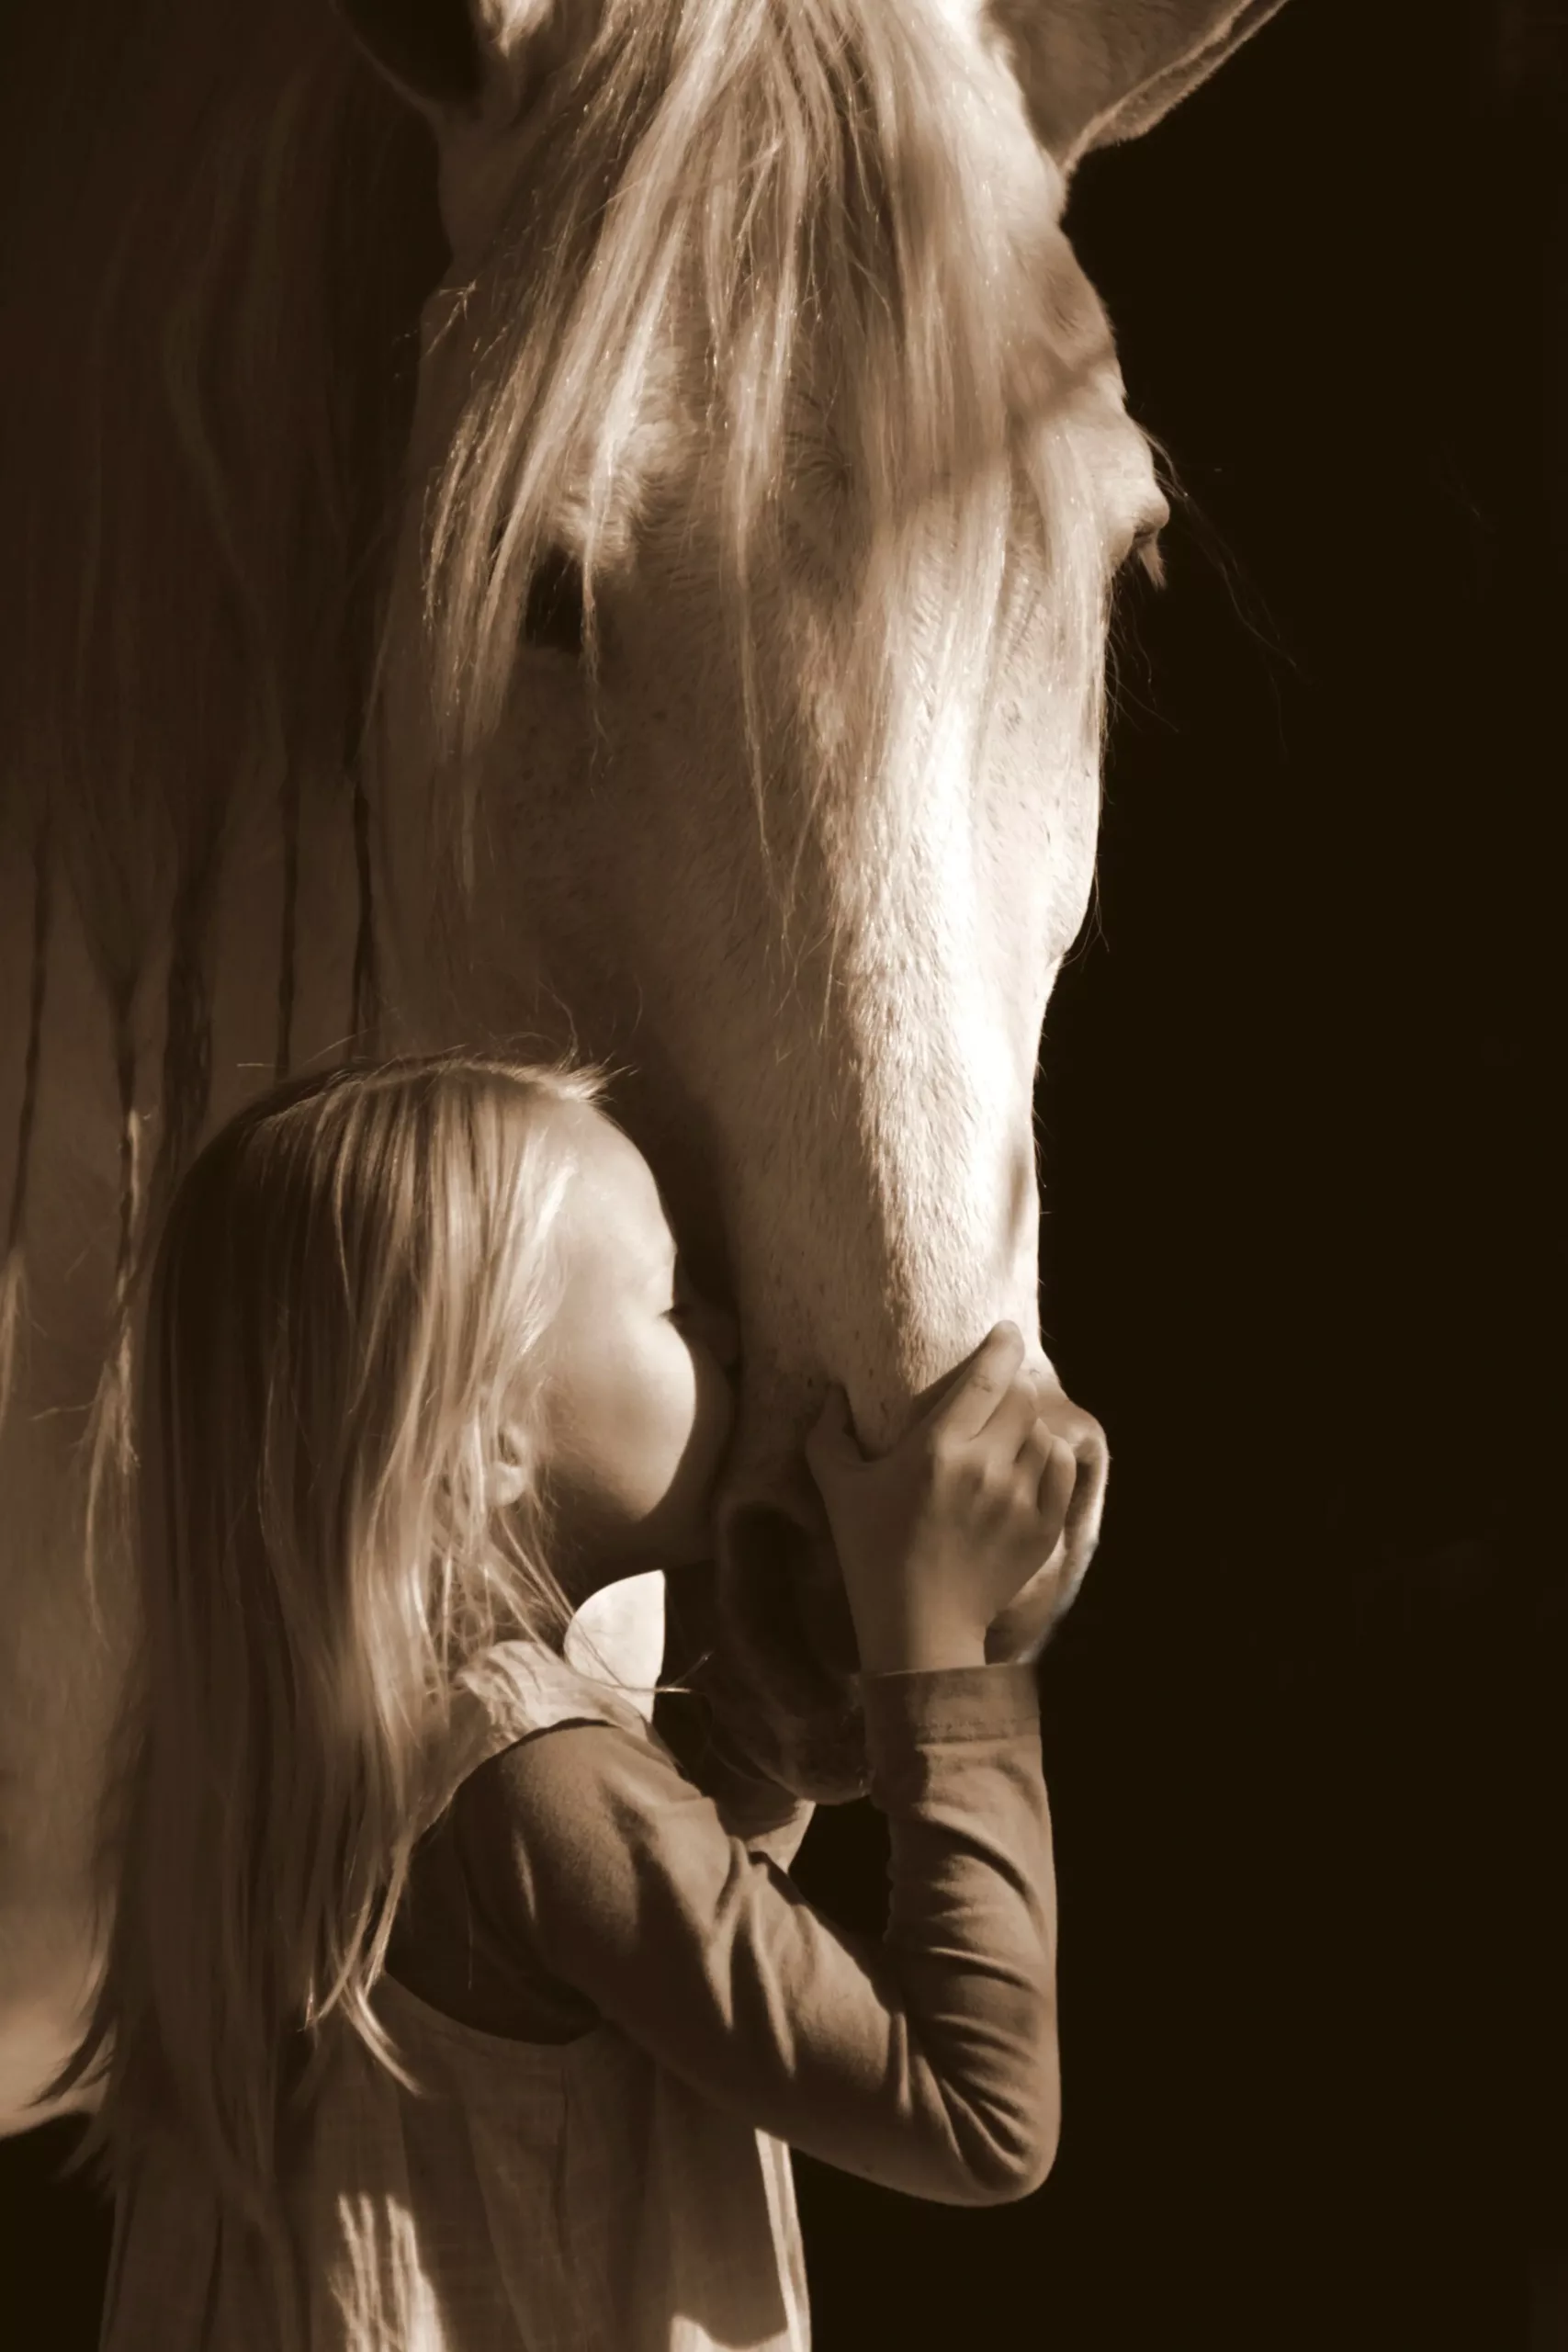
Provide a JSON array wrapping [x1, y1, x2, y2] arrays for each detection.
[[5, 2, 1563, 2346], [792, 3, 1565, 2346]]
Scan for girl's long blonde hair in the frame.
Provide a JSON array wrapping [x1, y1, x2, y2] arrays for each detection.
[[39, 1049, 626, 2301]]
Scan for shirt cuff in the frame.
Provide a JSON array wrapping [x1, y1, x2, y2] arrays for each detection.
[[857, 1660, 1042, 1747]]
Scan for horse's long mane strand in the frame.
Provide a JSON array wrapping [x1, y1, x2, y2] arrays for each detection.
[[275, 763, 302, 1081], [0, 0, 441, 1451], [0, 809, 54, 1431], [350, 760, 383, 1057]]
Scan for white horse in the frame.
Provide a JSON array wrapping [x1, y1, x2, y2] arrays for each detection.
[[0, 0, 1286, 2132]]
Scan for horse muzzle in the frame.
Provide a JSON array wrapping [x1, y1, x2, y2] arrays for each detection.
[[710, 1387, 1110, 1801]]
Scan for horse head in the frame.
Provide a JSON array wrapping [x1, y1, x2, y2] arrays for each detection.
[[339, 0, 1286, 1798]]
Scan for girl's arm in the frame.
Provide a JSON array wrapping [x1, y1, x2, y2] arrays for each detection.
[[453, 1656, 1056, 2207]]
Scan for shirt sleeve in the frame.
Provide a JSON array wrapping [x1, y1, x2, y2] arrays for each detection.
[[645, 1676, 816, 1873], [450, 1663, 1058, 2207]]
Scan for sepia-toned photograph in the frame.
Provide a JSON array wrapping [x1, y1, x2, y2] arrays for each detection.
[[2, 3, 1561, 2346]]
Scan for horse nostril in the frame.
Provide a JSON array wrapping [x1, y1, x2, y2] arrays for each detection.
[[721, 1500, 861, 1679], [723, 1500, 813, 1599]]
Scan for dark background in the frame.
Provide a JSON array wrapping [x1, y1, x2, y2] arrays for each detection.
[[5, 2, 1563, 2346], [793, 3, 1566, 2347]]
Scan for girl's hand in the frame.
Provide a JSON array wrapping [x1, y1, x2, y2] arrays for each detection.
[[804, 1323, 1078, 1674]]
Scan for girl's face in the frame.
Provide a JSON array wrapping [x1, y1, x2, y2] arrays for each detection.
[[525, 1103, 739, 1601]]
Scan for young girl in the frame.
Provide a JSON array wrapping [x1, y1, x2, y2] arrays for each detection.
[[46, 1050, 1080, 2351]]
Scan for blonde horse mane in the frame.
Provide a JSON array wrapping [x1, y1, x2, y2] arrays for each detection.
[[0, 0, 1111, 1531], [400, 0, 1105, 900]]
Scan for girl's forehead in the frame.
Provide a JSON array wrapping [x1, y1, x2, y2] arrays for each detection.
[[560, 1105, 672, 1251]]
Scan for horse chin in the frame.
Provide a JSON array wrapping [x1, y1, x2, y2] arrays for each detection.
[[711, 1507, 873, 1804]]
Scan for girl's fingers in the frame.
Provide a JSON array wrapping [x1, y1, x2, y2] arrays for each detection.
[[988, 1370, 1046, 1458], [923, 1322, 1028, 1442], [1038, 1434, 1078, 1529]]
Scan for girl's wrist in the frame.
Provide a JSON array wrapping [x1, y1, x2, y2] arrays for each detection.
[[853, 1611, 988, 1676]]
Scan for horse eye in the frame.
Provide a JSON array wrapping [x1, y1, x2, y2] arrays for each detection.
[[523, 546, 585, 658]]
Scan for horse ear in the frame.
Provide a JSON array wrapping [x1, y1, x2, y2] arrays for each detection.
[[333, 0, 571, 125], [986, 0, 1291, 172], [334, 1, 587, 251], [333, 0, 486, 111]]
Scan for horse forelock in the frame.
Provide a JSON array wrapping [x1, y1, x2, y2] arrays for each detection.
[[401, 0, 1116, 942]]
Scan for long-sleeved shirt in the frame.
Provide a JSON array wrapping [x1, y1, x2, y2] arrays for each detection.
[[98, 1625, 1058, 2351], [387, 1648, 1060, 2207]]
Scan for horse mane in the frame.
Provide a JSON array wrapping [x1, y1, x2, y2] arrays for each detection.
[[0, 0, 1111, 1515], [0, 0, 441, 1464]]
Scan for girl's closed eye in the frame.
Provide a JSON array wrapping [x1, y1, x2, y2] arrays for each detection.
[[667, 1259, 704, 1324], [664, 1269, 740, 1375]]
